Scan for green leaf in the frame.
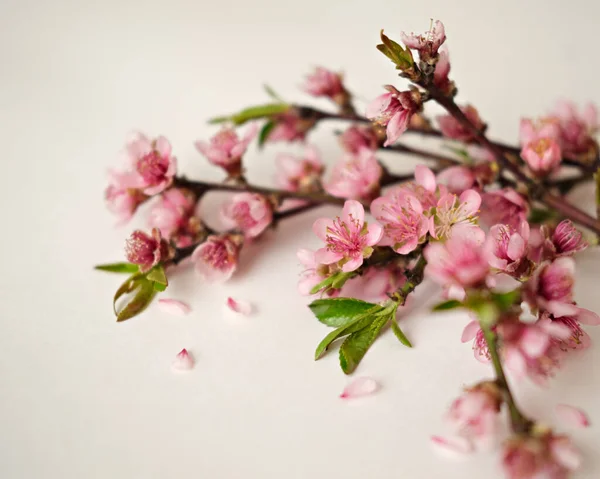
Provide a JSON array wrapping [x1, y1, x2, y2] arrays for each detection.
[[146, 265, 168, 285], [314, 312, 382, 360], [309, 298, 379, 328], [153, 282, 167, 292], [113, 273, 156, 322], [95, 262, 139, 274], [433, 299, 463, 311], [377, 30, 414, 70], [339, 314, 389, 374], [264, 84, 284, 102], [209, 103, 290, 126], [258, 121, 275, 147], [309, 271, 354, 295], [491, 290, 521, 311], [391, 320, 412, 347]]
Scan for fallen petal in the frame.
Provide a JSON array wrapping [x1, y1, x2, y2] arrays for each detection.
[[172, 348, 194, 371], [430, 435, 474, 459], [158, 298, 191, 316], [340, 377, 379, 399], [556, 404, 590, 428], [226, 297, 253, 315]]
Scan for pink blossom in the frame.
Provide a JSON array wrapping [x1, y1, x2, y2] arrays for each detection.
[[437, 105, 484, 142], [521, 138, 562, 175], [126, 132, 177, 195], [519, 118, 561, 146], [297, 248, 338, 296], [172, 348, 194, 371], [424, 226, 489, 288], [275, 146, 324, 192], [549, 314, 592, 351], [436, 166, 476, 195], [366, 86, 420, 146], [158, 299, 191, 316], [220, 193, 273, 239], [268, 110, 315, 143], [195, 124, 257, 177], [446, 384, 501, 449], [433, 47, 451, 92], [339, 125, 380, 154], [340, 266, 405, 302], [502, 432, 581, 478], [548, 220, 588, 257], [551, 101, 599, 160], [324, 148, 382, 201], [104, 170, 147, 224], [486, 221, 530, 277], [302, 67, 345, 101], [148, 188, 197, 241], [340, 376, 379, 399], [191, 234, 241, 282], [400, 20, 446, 61], [370, 192, 429, 254], [124, 228, 170, 273], [430, 189, 482, 240], [313, 200, 383, 273], [479, 188, 529, 230], [555, 404, 590, 429]]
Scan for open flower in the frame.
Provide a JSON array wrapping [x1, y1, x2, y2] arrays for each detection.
[[148, 188, 202, 247], [551, 101, 598, 160], [479, 188, 529, 230], [400, 20, 446, 61], [125, 228, 171, 273], [487, 221, 531, 277], [105, 170, 147, 224], [437, 105, 484, 142], [312, 200, 383, 273], [339, 125, 380, 154], [191, 234, 241, 282], [324, 148, 382, 201], [220, 193, 273, 239], [370, 192, 429, 254], [541, 312, 592, 352], [275, 145, 324, 192], [366, 86, 420, 146], [195, 124, 257, 177], [519, 118, 561, 146], [126, 133, 177, 195], [430, 189, 481, 240]]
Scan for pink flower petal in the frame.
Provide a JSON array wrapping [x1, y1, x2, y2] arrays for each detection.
[[172, 348, 194, 371], [158, 298, 191, 316], [415, 165, 437, 192], [340, 376, 379, 399], [430, 435, 474, 459], [556, 404, 590, 428], [226, 297, 252, 315], [461, 320, 480, 343], [551, 438, 582, 470]]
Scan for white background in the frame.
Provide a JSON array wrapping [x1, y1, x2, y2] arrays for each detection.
[[1, 0, 600, 477]]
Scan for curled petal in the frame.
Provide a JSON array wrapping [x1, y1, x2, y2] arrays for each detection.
[[226, 297, 253, 315], [555, 404, 590, 428], [430, 435, 474, 458], [384, 110, 410, 146], [550, 438, 582, 470], [461, 320, 480, 343], [172, 348, 194, 371], [158, 299, 191, 316], [342, 200, 365, 225], [575, 307, 600, 325], [339, 376, 379, 399]]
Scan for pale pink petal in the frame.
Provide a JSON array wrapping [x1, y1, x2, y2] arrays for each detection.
[[430, 435, 474, 458], [365, 92, 393, 119], [504, 348, 527, 377], [556, 404, 590, 428], [313, 218, 335, 241], [461, 321, 480, 343], [365, 222, 384, 246], [384, 110, 410, 146], [507, 234, 526, 261], [342, 200, 365, 225], [546, 301, 579, 318], [458, 189, 482, 216], [415, 165, 437, 192], [551, 439, 582, 470], [520, 328, 550, 358], [172, 348, 194, 371], [339, 376, 379, 399], [154, 136, 172, 157], [575, 307, 600, 325], [158, 299, 191, 316], [297, 248, 317, 268], [341, 255, 364, 272], [226, 297, 252, 315], [315, 248, 343, 265]]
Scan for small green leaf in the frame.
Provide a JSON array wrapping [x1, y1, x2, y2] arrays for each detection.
[[331, 272, 352, 289], [377, 30, 414, 70], [113, 273, 156, 322], [153, 282, 167, 292], [95, 262, 139, 274], [314, 312, 381, 360], [391, 320, 412, 347], [209, 103, 290, 126], [309, 298, 379, 327], [264, 84, 284, 102], [146, 265, 168, 286], [258, 121, 275, 147], [338, 314, 388, 374], [433, 299, 463, 311], [309, 275, 337, 295], [491, 290, 521, 311]]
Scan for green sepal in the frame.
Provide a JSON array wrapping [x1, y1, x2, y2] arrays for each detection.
[[390, 320, 412, 348], [209, 103, 290, 126], [146, 264, 168, 286], [258, 121, 275, 147], [95, 262, 139, 274], [433, 299, 463, 311]]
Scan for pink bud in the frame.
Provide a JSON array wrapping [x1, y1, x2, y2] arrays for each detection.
[[324, 148, 382, 201], [220, 193, 273, 239], [268, 110, 315, 143], [521, 138, 562, 175], [551, 220, 588, 256], [195, 124, 257, 176], [339, 125, 379, 154], [302, 67, 345, 99], [366, 86, 420, 146], [275, 146, 324, 192], [437, 105, 484, 142]]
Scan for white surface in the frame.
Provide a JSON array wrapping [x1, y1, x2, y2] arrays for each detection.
[[1, 1, 600, 478]]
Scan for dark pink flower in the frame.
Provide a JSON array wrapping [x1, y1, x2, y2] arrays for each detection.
[[550, 101, 599, 160], [125, 228, 170, 273], [126, 133, 177, 195], [105, 170, 147, 224], [424, 226, 489, 288], [371, 192, 429, 254], [268, 111, 315, 143], [521, 138, 562, 176], [437, 105, 484, 142], [486, 221, 531, 277], [302, 67, 345, 101], [436, 166, 476, 195], [548, 220, 588, 257], [191, 234, 241, 282], [195, 124, 257, 177], [400, 20, 446, 61], [313, 200, 383, 273], [275, 146, 324, 192], [430, 189, 482, 240], [220, 193, 273, 239], [366, 86, 420, 146], [479, 188, 529, 230], [324, 148, 382, 201], [339, 125, 380, 154], [502, 432, 581, 478]]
